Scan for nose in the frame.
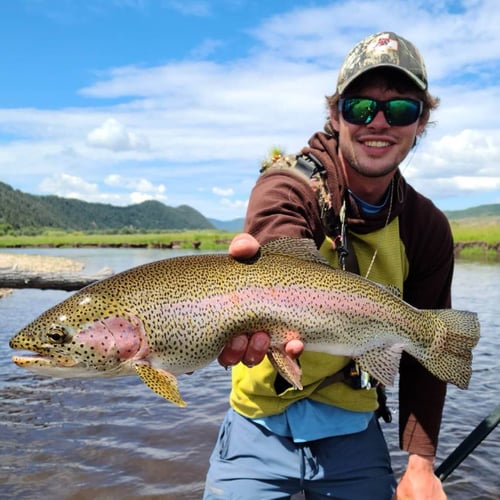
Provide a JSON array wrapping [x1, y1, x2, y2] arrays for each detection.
[[368, 109, 390, 128]]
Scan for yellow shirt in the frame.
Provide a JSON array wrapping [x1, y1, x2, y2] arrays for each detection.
[[230, 218, 409, 418]]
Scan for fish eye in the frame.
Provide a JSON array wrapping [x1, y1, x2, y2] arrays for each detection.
[[47, 325, 68, 344]]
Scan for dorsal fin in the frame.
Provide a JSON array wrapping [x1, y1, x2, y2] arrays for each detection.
[[261, 238, 330, 266], [384, 284, 402, 298]]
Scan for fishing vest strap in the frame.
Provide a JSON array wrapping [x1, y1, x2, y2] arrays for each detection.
[[315, 361, 392, 423], [295, 153, 341, 241], [261, 152, 350, 267], [295, 153, 360, 274]]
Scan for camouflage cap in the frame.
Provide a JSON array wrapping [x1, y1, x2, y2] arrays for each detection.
[[337, 32, 428, 94]]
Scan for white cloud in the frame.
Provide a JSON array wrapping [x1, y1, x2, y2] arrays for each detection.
[[220, 198, 248, 211], [410, 175, 500, 204], [130, 191, 168, 204], [37, 172, 168, 206], [212, 186, 234, 197], [104, 174, 168, 204], [39, 173, 99, 198], [104, 174, 166, 194], [104, 174, 123, 186], [405, 129, 500, 181], [86, 118, 149, 152], [452, 176, 500, 192], [250, 0, 500, 81]]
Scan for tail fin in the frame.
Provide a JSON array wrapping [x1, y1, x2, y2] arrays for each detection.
[[425, 309, 480, 389]]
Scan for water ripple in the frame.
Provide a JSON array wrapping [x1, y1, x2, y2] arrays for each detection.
[[1, 250, 499, 498]]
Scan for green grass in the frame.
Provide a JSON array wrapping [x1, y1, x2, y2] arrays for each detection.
[[448, 219, 500, 262], [0, 230, 237, 250], [450, 222, 500, 244]]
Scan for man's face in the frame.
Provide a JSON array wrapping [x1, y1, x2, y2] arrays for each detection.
[[330, 74, 427, 180]]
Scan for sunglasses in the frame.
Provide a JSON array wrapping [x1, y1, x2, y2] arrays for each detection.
[[339, 97, 423, 126]]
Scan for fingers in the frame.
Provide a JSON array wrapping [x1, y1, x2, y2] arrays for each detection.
[[228, 233, 260, 260], [218, 332, 270, 368], [217, 334, 249, 367], [218, 334, 304, 369], [285, 339, 304, 359], [242, 332, 270, 366]]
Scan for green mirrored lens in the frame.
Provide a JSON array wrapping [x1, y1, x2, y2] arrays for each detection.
[[343, 98, 376, 124], [385, 99, 421, 126]]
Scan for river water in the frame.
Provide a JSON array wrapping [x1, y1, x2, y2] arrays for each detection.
[[0, 248, 498, 499]]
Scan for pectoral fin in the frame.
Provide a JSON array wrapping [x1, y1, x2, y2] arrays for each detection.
[[267, 346, 303, 390], [134, 363, 187, 407]]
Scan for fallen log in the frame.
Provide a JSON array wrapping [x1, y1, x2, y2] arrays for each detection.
[[0, 267, 114, 291]]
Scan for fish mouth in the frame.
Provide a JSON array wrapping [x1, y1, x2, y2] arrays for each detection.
[[11, 353, 81, 376], [11, 351, 129, 378]]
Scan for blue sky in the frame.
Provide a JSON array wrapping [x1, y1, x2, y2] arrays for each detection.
[[1, 0, 499, 220]]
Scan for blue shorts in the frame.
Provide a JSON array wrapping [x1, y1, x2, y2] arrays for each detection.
[[204, 409, 396, 500]]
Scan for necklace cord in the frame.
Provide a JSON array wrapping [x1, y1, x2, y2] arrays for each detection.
[[364, 177, 394, 279]]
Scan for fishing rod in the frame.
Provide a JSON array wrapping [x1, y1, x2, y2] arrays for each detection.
[[435, 403, 500, 482]]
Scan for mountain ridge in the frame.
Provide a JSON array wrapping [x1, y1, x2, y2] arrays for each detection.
[[0, 181, 214, 231]]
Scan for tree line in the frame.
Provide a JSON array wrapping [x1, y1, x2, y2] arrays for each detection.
[[0, 181, 214, 235]]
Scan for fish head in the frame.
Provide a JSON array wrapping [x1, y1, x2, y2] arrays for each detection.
[[9, 289, 148, 378]]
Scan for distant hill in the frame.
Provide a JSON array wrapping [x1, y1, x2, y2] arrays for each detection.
[[444, 204, 500, 220], [208, 217, 245, 232], [0, 181, 214, 231]]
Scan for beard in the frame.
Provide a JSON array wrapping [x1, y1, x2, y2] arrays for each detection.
[[339, 141, 402, 179]]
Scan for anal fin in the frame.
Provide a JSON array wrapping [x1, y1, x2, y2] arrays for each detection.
[[356, 343, 406, 387], [134, 363, 187, 407]]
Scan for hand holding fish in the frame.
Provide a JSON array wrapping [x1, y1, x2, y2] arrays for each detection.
[[217, 233, 304, 368]]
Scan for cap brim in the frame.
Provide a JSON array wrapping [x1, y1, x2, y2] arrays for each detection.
[[337, 63, 427, 94]]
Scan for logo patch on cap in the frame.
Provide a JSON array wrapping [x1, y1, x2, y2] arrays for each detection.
[[369, 33, 398, 54]]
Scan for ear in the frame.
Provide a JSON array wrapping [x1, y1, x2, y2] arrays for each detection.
[[417, 107, 430, 134], [329, 106, 340, 132]]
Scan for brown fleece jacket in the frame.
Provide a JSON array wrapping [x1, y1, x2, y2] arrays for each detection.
[[244, 132, 454, 457]]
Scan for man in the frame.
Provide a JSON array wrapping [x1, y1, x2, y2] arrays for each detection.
[[205, 32, 451, 499]]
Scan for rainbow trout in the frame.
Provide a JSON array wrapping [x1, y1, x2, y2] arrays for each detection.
[[10, 238, 480, 406]]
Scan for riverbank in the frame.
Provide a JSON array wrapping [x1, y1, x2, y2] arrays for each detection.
[[0, 215, 498, 249], [0, 253, 85, 297], [1, 221, 500, 255], [0, 230, 235, 251]]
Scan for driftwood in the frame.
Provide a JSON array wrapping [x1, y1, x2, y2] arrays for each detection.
[[0, 267, 114, 291]]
